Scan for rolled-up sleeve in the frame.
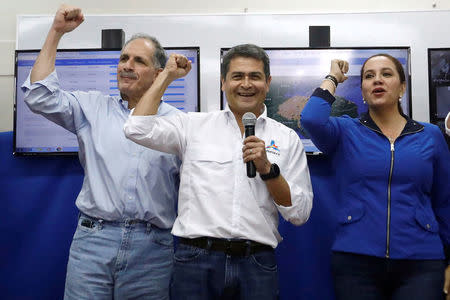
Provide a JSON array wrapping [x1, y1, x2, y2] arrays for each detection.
[[276, 130, 313, 226], [21, 70, 82, 133], [124, 111, 188, 158]]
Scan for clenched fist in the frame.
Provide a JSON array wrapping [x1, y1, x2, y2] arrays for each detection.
[[52, 4, 84, 34]]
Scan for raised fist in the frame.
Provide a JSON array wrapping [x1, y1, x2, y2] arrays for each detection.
[[165, 54, 192, 80], [52, 4, 84, 34], [330, 59, 349, 84]]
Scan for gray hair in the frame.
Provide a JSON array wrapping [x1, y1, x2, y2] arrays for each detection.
[[122, 33, 167, 68], [221, 44, 270, 81]]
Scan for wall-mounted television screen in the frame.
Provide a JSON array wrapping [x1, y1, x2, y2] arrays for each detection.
[[14, 47, 200, 155], [428, 48, 450, 128], [220, 47, 411, 154]]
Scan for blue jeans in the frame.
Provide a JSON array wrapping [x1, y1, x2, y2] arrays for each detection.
[[331, 251, 446, 300], [64, 213, 173, 300], [170, 242, 279, 300]]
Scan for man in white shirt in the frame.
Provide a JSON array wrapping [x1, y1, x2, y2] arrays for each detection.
[[124, 44, 313, 300]]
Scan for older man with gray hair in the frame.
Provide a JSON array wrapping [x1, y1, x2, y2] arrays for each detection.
[[22, 4, 181, 300]]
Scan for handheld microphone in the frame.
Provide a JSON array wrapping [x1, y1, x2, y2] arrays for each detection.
[[242, 112, 257, 178]]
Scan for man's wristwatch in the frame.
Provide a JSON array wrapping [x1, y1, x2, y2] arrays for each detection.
[[260, 163, 280, 181]]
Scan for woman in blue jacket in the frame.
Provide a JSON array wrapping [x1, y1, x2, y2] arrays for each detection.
[[301, 54, 450, 300]]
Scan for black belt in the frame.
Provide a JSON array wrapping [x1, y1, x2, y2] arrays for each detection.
[[179, 237, 273, 256], [79, 213, 154, 229]]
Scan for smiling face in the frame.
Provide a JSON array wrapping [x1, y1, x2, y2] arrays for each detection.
[[117, 38, 160, 104], [221, 56, 271, 118], [361, 55, 406, 112]]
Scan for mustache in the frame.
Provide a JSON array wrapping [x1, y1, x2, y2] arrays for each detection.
[[119, 71, 138, 79]]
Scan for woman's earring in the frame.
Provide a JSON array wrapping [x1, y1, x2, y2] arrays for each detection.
[[363, 99, 366, 104], [399, 97, 402, 102]]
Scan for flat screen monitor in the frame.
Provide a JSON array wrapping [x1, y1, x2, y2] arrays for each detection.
[[14, 47, 200, 155], [220, 47, 411, 154], [428, 48, 450, 127]]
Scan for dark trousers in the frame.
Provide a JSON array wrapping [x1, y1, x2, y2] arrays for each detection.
[[170, 242, 278, 300], [331, 251, 446, 300]]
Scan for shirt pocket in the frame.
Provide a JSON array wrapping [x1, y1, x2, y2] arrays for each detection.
[[189, 146, 233, 163], [186, 145, 234, 198]]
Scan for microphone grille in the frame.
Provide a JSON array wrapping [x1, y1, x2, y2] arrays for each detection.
[[242, 112, 257, 127]]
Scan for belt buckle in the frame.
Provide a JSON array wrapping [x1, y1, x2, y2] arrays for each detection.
[[225, 240, 247, 256], [80, 218, 95, 228]]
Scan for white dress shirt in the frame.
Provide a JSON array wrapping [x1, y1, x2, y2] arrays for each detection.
[[124, 106, 313, 248]]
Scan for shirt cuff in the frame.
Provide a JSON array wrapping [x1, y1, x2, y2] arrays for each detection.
[[311, 87, 336, 105], [20, 70, 59, 93], [127, 112, 158, 122], [274, 200, 309, 226]]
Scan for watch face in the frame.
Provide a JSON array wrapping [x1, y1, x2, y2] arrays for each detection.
[[273, 163, 280, 173], [261, 163, 280, 180]]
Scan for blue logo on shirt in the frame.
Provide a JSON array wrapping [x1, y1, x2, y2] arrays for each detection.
[[266, 140, 280, 152], [266, 140, 280, 156]]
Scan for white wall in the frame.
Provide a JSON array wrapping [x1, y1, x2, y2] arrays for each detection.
[[1, 0, 449, 131]]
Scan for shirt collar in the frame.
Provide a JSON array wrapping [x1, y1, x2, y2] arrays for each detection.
[[224, 104, 268, 124], [359, 111, 424, 135], [119, 98, 129, 110]]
